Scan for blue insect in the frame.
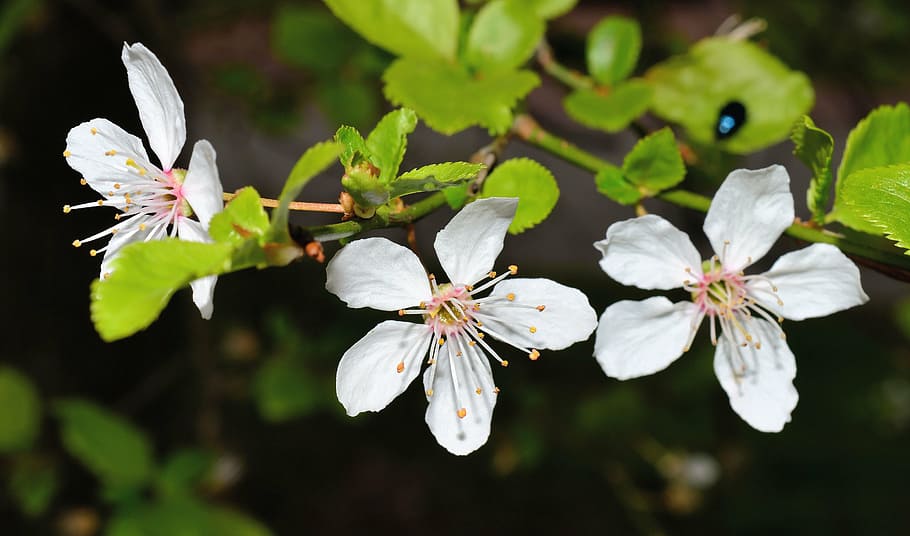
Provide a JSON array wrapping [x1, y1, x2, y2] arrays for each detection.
[[715, 101, 747, 140]]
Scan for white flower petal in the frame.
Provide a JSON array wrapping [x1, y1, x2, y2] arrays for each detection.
[[98, 217, 154, 277], [479, 278, 597, 350], [703, 165, 794, 271], [595, 214, 703, 290], [177, 218, 218, 319], [336, 320, 431, 416], [593, 297, 699, 380], [423, 344, 497, 455], [433, 197, 517, 285], [121, 42, 186, 170], [65, 118, 157, 195], [747, 243, 868, 321], [713, 318, 798, 432], [182, 140, 223, 229], [325, 237, 431, 311]]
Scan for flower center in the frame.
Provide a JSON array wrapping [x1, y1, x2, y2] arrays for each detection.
[[396, 266, 547, 419]]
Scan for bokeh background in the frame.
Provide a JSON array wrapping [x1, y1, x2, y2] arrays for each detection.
[[3, 0, 910, 534]]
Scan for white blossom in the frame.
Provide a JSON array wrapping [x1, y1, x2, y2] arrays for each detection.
[[593, 165, 868, 431], [63, 43, 223, 318], [326, 198, 597, 455]]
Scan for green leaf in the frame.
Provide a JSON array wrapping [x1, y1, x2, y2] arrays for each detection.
[[9, 457, 58, 517], [646, 37, 814, 154], [54, 399, 153, 492], [384, 58, 539, 134], [595, 164, 642, 205], [464, 0, 544, 73], [156, 449, 215, 498], [254, 358, 324, 422], [335, 125, 367, 169], [271, 5, 355, 73], [107, 498, 273, 536], [324, 0, 458, 61], [526, 0, 577, 19], [839, 164, 910, 251], [587, 16, 641, 85], [268, 141, 343, 242], [91, 240, 234, 342], [479, 158, 559, 233], [791, 116, 834, 225], [0, 367, 40, 452], [209, 187, 270, 245], [365, 108, 418, 183], [389, 161, 484, 198], [834, 103, 910, 232], [563, 79, 652, 133], [622, 127, 686, 194]]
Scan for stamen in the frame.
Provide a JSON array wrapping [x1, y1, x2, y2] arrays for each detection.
[[63, 150, 71, 158], [529, 326, 537, 333], [508, 264, 518, 275], [72, 240, 81, 247], [62, 205, 71, 214], [536, 305, 545, 312], [396, 361, 405, 374], [528, 349, 540, 361]]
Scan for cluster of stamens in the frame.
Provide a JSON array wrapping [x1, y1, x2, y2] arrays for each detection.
[[396, 265, 546, 419], [681, 242, 785, 381], [62, 125, 191, 271]]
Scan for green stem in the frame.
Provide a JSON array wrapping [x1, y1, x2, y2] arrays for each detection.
[[306, 192, 448, 242], [536, 41, 594, 91], [511, 114, 910, 274]]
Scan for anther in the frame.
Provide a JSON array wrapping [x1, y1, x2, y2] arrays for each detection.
[[438, 338, 445, 346], [500, 360, 509, 367], [138, 223, 146, 231], [468, 341, 476, 346], [536, 305, 545, 312], [529, 349, 540, 361], [493, 387, 501, 394], [90, 127, 98, 135], [63, 150, 72, 158], [105, 150, 117, 156], [62, 205, 71, 214], [508, 264, 518, 275], [89, 249, 97, 257], [113, 183, 121, 189], [506, 293, 515, 301], [428, 274, 435, 280], [476, 332, 484, 339], [457, 408, 467, 419], [102, 272, 110, 279], [80, 178, 87, 185], [466, 285, 473, 291], [488, 271, 496, 278], [426, 389, 434, 397], [755, 342, 762, 349], [475, 388, 482, 395], [96, 200, 104, 206], [529, 326, 537, 334], [72, 240, 81, 248], [475, 322, 483, 327], [396, 361, 405, 373], [398, 309, 405, 316]]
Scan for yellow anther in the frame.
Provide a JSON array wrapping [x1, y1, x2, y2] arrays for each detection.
[[125, 158, 137, 168], [529, 349, 540, 361], [62, 205, 71, 214], [456, 351, 462, 357], [89, 249, 97, 257], [90, 127, 98, 135], [466, 285, 473, 291], [138, 223, 146, 231], [419, 301, 426, 308], [488, 271, 497, 278], [529, 326, 537, 334], [114, 214, 121, 220], [508, 264, 518, 275], [477, 332, 484, 339], [103, 272, 111, 279], [438, 338, 445, 346], [80, 178, 87, 185], [493, 387, 501, 394], [755, 342, 763, 349], [536, 305, 545, 312], [105, 150, 117, 156], [428, 273, 436, 280], [63, 150, 72, 158], [506, 293, 515, 301], [473, 304, 481, 311], [96, 200, 104, 206], [745, 334, 752, 342], [108, 191, 114, 196], [426, 389, 434, 397], [475, 322, 483, 327], [111, 229, 118, 234], [457, 408, 467, 419], [139, 169, 147, 176], [500, 360, 509, 367], [72, 240, 82, 248], [475, 388, 482, 395], [398, 310, 405, 316], [114, 183, 121, 189], [468, 341, 476, 346], [396, 361, 405, 374]]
